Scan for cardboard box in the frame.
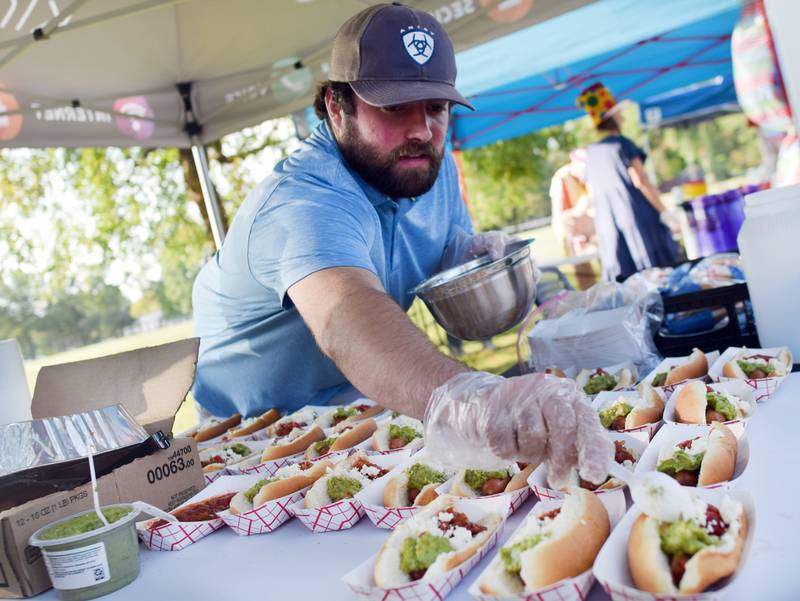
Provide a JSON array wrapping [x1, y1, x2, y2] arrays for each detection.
[[0, 339, 206, 598]]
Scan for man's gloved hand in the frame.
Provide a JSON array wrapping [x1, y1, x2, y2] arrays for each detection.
[[441, 226, 520, 268], [423, 371, 612, 490]]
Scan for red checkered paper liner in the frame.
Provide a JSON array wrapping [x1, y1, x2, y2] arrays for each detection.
[[135, 475, 239, 551], [203, 469, 226, 486], [353, 450, 423, 529], [218, 482, 310, 536], [342, 496, 509, 601], [288, 497, 364, 532], [634, 423, 750, 492], [663, 380, 757, 433], [641, 351, 720, 397], [470, 569, 594, 601], [709, 346, 790, 402], [593, 489, 756, 601], [592, 390, 665, 444]]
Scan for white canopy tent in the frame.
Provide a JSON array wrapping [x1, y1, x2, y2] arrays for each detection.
[[0, 0, 596, 247]]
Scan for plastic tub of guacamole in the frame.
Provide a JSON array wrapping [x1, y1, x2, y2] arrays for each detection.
[[29, 504, 141, 601]]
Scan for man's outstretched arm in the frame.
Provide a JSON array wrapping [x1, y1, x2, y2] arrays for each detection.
[[287, 266, 467, 418]]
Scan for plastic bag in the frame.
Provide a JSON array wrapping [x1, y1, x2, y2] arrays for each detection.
[[525, 275, 663, 376]]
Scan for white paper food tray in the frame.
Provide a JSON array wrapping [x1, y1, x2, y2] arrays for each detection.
[[664, 380, 756, 433], [467, 496, 624, 601], [592, 390, 666, 443], [527, 431, 645, 519], [634, 423, 750, 491], [214, 472, 311, 535], [342, 495, 509, 601], [708, 346, 790, 401], [135, 474, 239, 551], [641, 350, 720, 395], [438, 465, 534, 518], [356, 449, 454, 530], [593, 489, 755, 601]]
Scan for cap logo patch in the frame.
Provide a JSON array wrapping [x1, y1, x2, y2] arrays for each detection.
[[401, 26, 434, 65]]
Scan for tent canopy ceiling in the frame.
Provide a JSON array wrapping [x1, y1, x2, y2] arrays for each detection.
[[451, 0, 743, 149], [0, 0, 598, 149]]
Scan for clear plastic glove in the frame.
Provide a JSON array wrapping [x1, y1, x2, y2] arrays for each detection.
[[441, 226, 520, 269], [423, 371, 613, 490], [659, 210, 682, 235]]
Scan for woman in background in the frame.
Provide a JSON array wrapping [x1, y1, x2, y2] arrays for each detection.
[[577, 82, 680, 281]]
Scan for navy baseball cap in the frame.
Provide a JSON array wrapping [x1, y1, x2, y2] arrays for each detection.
[[328, 2, 474, 110]]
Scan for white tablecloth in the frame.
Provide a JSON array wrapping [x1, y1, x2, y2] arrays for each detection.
[[37, 374, 800, 600]]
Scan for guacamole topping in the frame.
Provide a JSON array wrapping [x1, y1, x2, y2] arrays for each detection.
[[400, 533, 453, 575], [500, 535, 543, 574], [464, 469, 509, 493], [407, 463, 447, 492], [706, 392, 737, 421], [656, 450, 705, 475], [333, 407, 358, 421], [660, 519, 719, 556], [599, 402, 633, 429], [40, 506, 133, 540], [244, 478, 273, 503], [737, 359, 771, 378], [584, 373, 618, 395], [651, 372, 668, 387], [228, 443, 250, 456], [314, 437, 337, 454], [389, 424, 421, 446], [327, 476, 362, 502]]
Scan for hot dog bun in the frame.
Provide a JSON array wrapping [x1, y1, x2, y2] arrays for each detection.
[[577, 367, 634, 391], [333, 404, 385, 432], [374, 494, 503, 587], [479, 489, 609, 595], [674, 380, 709, 424], [449, 464, 536, 498], [304, 418, 377, 459], [229, 460, 331, 515], [628, 498, 748, 594], [383, 474, 440, 507], [664, 348, 708, 385], [194, 413, 242, 442], [261, 425, 326, 461], [722, 348, 792, 379], [698, 422, 737, 486], [227, 408, 281, 438], [625, 386, 665, 428], [371, 416, 424, 451]]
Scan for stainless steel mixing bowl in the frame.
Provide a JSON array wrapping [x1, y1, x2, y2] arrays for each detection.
[[413, 239, 537, 341]]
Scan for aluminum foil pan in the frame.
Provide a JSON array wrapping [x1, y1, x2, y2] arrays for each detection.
[[0, 404, 149, 478]]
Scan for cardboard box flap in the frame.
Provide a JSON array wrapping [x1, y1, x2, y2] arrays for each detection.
[[30, 338, 199, 432]]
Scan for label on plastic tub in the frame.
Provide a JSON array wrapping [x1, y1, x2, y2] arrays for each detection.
[[42, 542, 111, 590]]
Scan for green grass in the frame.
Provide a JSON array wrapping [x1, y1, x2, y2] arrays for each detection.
[[23, 224, 591, 434]]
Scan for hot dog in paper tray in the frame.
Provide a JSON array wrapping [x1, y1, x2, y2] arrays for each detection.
[[216, 459, 333, 535], [709, 345, 792, 401], [342, 494, 508, 601], [635, 422, 749, 491], [665, 379, 756, 434], [594, 482, 754, 600], [439, 461, 537, 517], [643, 349, 719, 394], [592, 384, 665, 443], [470, 489, 612, 601], [528, 432, 645, 519], [136, 476, 240, 551], [355, 450, 454, 530], [369, 414, 424, 454], [288, 451, 404, 532], [314, 400, 385, 430]]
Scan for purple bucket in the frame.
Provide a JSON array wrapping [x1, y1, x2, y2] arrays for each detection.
[[681, 190, 746, 257]]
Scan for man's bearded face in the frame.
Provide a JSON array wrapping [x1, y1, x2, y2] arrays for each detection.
[[335, 100, 447, 198]]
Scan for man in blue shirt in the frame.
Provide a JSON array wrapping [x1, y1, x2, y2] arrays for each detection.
[[191, 3, 612, 488]]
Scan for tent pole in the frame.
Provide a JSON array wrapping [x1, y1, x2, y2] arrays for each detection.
[[191, 138, 226, 249]]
